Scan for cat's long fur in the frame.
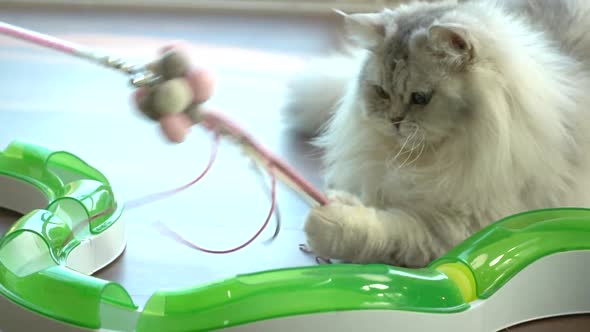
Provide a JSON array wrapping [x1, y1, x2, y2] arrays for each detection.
[[282, 0, 590, 267]]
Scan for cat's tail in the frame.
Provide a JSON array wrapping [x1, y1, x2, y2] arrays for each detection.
[[281, 50, 363, 136]]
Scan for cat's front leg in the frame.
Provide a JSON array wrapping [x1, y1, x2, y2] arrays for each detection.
[[304, 192, 444, 267]]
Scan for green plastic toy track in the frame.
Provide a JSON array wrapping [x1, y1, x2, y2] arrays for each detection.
[[1, 140, 590, 331], [0, 140, 132, 329]]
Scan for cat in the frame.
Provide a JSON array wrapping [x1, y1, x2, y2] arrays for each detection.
[[282, 0, 590, 267]]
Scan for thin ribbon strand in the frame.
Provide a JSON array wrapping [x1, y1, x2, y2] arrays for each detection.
[[65, 133, 281, 255], [123, 133, 221, 210], [62, 133, 221, 246], [153, 170, 277, 254]]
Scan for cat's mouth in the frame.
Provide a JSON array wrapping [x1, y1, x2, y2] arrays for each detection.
[[391, 117, 405, 130], [393, 121, 415, 137]]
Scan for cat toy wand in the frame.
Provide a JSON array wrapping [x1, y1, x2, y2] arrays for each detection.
[[0, 21, 160, 87], [0, 21, 328, 206], [0, 21, 330, 255]]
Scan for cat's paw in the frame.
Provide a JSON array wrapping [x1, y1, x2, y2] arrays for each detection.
[[325, 190, 364, 206], [304, 201, 375, 262]]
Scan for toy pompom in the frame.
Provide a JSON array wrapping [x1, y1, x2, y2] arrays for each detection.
[[187, 69, 215, 103], [132, 43, 216, 143], [157, 49, 191, 79], [152, 78, 193, 114], [160, 112, 193, 143], [134, 87, 160, 121]]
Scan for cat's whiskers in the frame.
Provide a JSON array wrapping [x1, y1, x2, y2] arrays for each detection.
[[398, 126, 424, 169], [389, 123, 420, 168], [390, 136, 411, 165], [389, 125, 415, 164], [403, 129, 427, 169], [399, 136, 418, 169]]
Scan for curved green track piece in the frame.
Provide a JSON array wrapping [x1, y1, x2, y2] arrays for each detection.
[[0, 140, 135, 329], [136, 264, 468, 332], [1, 140, 590, 331], [430, 208, 590, 299]]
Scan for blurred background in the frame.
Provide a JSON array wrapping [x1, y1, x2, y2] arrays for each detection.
[[0, 0, 400, 14]]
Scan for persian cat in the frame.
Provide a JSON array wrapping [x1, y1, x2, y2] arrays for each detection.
[[282, 0, 590, 267]]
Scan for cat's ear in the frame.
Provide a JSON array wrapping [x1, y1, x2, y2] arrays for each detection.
[[427, 23, 475, 67], [335, 9, 389, 49]]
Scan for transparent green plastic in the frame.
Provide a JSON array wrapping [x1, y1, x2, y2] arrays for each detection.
[[430, 208, 590, 299], [0, 140, 136, 329], [1, 140, 590, 331], [136, 264, 467, 332]]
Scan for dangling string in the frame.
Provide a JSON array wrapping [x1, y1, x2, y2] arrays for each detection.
[[123, 133, 221, 210], [153, 170, 276, 254], [63, 133, 221, 246], [249, 160, 282, 243], [65, 132, 281, 254]]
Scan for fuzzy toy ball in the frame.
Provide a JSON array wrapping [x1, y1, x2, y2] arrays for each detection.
[[133, 44, 215, 143]]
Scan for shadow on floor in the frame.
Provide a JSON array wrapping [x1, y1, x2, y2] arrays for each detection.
[[0, 207, 20, 237]]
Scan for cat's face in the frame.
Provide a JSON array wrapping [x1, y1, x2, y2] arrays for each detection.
[[346, 4, 476, 148]]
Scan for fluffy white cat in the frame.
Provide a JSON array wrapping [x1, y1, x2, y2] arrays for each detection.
[[282, 0, 590, 267]]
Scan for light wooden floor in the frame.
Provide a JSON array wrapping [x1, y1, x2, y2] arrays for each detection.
[[0, 5, 588, 331]]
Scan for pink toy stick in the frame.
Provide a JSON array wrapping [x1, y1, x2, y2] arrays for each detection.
[[199, 110, 329, 206], [0, 21, 159, 87], [0, 22, 80, 56]]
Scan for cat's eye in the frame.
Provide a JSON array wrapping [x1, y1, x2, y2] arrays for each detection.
[[374, 86, 390, 100], [410, 92, 432, 106]]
